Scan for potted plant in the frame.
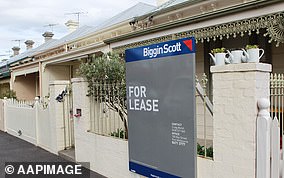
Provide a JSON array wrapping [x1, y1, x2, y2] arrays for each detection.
[[211, 47, 226, 54], [209, 48, 228, 66], [245, 45, 259, 49], [241, 45, 264, 63]]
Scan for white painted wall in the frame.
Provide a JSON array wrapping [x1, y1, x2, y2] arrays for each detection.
[[72, 78, 146, 178], [210, 63, 271, 178], [197, 157, 214, 178], [37, 103, 54, 153], [13, 73, 38, 100], [42, 65, 70, 98], [0, 100, 4, 131]]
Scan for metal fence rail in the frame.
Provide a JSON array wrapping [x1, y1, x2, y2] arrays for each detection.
[[196, 74, 213, 158], [270, 73, 284, 135], [89, 76, 214, 158], [90, 80, 127, 140]]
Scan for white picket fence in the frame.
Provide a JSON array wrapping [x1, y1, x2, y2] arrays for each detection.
[[257, 98, 283, 178]]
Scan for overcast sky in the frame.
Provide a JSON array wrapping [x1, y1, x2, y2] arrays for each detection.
[[0, 0, 157, 59]]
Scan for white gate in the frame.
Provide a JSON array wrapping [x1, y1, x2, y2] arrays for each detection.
[[62, 85, 74, 149]]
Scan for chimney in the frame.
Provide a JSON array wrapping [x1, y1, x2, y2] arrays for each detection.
[[65, 20, 79, 33], [24, 40, 35, 50], [157, 0, 169, 6], [42, 31, 54, 42], [12, 46, 20, 56]]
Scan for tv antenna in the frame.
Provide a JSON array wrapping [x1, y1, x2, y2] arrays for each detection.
[[65, 11, 87, 26], [43, 24, 58, 32], [11, 39, 24, 47]]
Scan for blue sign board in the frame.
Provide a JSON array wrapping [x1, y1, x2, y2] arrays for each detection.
[[126, 38, 195, 62], [126, 37, 196, 178]]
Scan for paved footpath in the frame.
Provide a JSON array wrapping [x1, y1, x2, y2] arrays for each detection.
[[0, 131, 105, 178]]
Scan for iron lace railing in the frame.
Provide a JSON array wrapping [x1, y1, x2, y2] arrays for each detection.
[[270, 73, 284, 136], [89, 80, 127, 140], [196, 73, 213, 158]]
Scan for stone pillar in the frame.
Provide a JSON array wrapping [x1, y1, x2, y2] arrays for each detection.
[[49, 80, 70, 154], [71, 78, 90, 132], [210, 63, 271, 178], [71, 78, 91, 166]]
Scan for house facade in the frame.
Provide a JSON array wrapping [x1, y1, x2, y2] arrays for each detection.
[[1, 2, 155, 100], [1, 0, 284, 177], [3, 0, 284, 99]]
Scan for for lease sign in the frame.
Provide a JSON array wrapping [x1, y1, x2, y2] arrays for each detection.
[[126, 38, 196, 178]]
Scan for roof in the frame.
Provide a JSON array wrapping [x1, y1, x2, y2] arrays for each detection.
[[137, 0, 199, 21], [0, 26, 94, 68], [94, 2, 156, 31], [38, 25, 94, 53], [44, 2, 156, 47], [2, 2, 155, 67], [40, 2, 156, 50], [0, 39, 59, 67], [153, 0, 188, 12]]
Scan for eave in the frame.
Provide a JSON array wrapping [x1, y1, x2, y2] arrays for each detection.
[[104, 0, 282, 44]]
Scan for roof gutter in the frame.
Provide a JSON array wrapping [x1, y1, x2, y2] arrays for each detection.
[[104, 0, 282, 44], [135, 0, 205, 21]]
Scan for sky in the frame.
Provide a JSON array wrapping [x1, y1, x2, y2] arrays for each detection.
[[0, 0, 157, 60]]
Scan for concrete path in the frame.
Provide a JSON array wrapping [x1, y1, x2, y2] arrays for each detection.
[[0, 131, 105, 178]]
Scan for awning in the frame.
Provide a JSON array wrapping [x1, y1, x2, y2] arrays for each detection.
[[113, 12, 284, 53], [45, 55, 88, 65], [12, 67, 39, 82]]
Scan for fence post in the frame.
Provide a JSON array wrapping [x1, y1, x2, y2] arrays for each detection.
[[3, 97, 7, 132], [34, 97, 40, 146], [256, 98, 272, 178], [211, 63, 271, 178]]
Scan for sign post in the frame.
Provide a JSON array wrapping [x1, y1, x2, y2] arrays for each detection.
[[126, 37, 196, 178]]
